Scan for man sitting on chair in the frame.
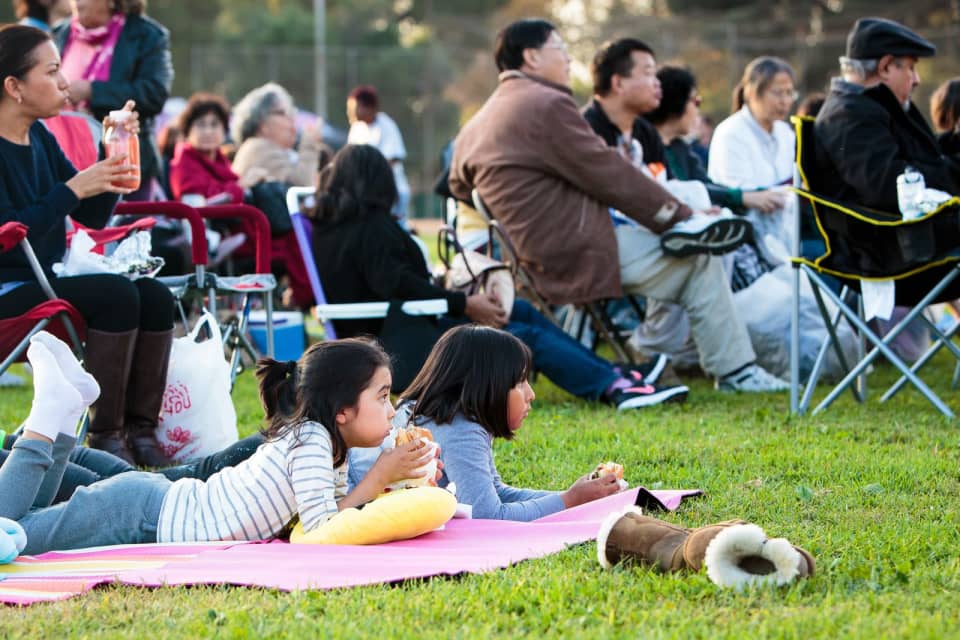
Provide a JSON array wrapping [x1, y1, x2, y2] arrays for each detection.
[[814, 17, 960, 211], [449, 18, 788, 392]]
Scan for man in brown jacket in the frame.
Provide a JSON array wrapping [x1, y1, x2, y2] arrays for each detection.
[[449, 19, 788, 392]]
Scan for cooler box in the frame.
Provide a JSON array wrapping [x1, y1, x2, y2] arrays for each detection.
[[249, 310, 305, 361]]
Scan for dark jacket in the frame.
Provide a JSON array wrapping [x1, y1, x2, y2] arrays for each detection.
[[581, 99, 665, 165], [0, 122, 117, 284], [449, 72, 691, 305], [54, 14, 173, 186], [582, 100, 746, 212], [310, 211, 467, 338], [813, 78, 960, 212]]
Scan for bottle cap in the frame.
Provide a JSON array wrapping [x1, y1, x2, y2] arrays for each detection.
[[108, 110, 131, 122]]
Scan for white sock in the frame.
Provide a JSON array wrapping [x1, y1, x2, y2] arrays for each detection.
[[30, 331, 100, 405], [23, 342, 84, 441]]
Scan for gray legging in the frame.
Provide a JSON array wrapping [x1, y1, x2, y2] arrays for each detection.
[[0, 436, 169, 554], [0, 433, 266, 504]]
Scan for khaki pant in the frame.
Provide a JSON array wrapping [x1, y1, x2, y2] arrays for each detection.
[[616, 225, 754, 377]]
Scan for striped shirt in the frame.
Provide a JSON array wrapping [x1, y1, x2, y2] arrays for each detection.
[[156, 421, 347, 543]]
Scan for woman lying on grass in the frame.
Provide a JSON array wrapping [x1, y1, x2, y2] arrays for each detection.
[[353, 324, 623, 521]]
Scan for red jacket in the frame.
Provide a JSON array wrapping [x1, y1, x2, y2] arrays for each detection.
[[168, 143, 244, 203]]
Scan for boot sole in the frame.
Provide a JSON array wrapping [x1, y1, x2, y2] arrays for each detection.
[[660, 218, 753, 257]]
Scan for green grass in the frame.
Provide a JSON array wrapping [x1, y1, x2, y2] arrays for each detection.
[[3, 355, 960, 639]]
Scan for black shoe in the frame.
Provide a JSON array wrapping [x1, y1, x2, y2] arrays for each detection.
[[618, 353, 670, 385]]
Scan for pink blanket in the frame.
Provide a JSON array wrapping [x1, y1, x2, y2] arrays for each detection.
[[2, 488, 701, 605]]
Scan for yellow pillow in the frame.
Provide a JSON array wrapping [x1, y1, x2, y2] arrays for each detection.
[[290, 486, 457, 545]]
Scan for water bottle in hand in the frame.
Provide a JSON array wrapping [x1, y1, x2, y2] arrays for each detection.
[[896, 166, 924, 220]]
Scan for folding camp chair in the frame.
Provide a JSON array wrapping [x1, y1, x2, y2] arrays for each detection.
[[285, 186, 448, 341], [469, 190, 640, 364], [788, 115, 960, 418], [120, 201, 278, 385]]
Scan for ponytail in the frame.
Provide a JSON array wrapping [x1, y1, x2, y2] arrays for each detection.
[[732, 82, 745, 113], [256, 358, 300, 436]]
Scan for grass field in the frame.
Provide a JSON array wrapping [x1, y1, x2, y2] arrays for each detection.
[[2, 352, 960, 639]]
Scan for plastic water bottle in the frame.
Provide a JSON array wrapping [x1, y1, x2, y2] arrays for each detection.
[[103, 110, 141, 190], [896, 166, 924, 220]]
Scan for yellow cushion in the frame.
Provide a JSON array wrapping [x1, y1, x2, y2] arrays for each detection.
[[289, 487, 457, 545]]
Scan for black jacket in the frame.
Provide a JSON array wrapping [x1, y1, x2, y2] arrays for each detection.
[[53, 15, 173, 185], [813, 79, 960, 212], [310, 212, 467, 338], [581, 99, 664, 164]]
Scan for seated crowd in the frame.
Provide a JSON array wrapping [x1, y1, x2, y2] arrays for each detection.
[[1, 8, 960, 554]]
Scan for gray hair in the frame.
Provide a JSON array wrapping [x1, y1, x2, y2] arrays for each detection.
[[229, 82, 295, 145], [838, 56, 879, 81]]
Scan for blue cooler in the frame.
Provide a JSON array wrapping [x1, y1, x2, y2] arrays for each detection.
[[248, 310, 305, 361]]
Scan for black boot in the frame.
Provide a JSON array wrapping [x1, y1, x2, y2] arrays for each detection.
[[83, 328, 137, 465], [125, 329, 174, 468]]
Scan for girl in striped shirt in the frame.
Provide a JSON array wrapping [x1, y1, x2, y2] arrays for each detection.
[[0, 332, 434, 555]]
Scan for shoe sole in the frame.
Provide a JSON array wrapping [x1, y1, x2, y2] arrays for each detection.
[[716, 382, 790, 393], [660, 218, 753, 257], [617, 385, 689, 410]]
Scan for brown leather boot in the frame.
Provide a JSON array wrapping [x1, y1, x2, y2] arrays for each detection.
[[597, 507, 814, 589], [124, 328, 174, 468], [82, 328, 137, 465]]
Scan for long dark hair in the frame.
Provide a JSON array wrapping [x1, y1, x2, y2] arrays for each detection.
[[312, 144, 398, 230], [256, 338, 391, 466], [400, 325, 532, 440], [646, 66, 696, 125], [0, 25, 52, 93]]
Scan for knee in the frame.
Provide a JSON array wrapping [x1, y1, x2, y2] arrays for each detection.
[[134, 278, 174, 330]]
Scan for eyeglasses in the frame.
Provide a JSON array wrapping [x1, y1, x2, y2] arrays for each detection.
[[541, 42, 569, 55], [269, 108, 293, 118], [689, 94, 703, 107], [767, 89, 799, 102]]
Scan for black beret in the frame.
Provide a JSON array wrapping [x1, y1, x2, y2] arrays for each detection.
[[846, 17, 936, 59]]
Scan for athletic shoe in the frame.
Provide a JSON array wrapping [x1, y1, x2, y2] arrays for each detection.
[[660, 210, 753, 257], [610, 382, 689, 410], [617, 353, 670, 385], [716, 364, 789, 392]]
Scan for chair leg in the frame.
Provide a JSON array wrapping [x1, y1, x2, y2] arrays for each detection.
[[806, 269, 955, 418], [881, 315, 960, 402]]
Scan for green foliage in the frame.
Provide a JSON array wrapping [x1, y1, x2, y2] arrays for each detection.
[[3, 350, 960, 636]]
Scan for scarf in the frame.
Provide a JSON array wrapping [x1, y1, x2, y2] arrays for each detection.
[[66, 13, 126, 83]]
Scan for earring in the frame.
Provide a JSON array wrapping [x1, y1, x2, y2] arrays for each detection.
[[16, 96, 22, 104]]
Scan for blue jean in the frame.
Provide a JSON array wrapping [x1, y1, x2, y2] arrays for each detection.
[[505, 299, 617, 400]]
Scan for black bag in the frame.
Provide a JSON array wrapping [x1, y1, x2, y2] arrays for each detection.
[[249, 180, 294, 236], [378, 300, 444, 393]]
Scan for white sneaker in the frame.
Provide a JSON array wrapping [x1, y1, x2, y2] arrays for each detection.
[[661, 210, 753, 257], [716, 364, 789, 392]]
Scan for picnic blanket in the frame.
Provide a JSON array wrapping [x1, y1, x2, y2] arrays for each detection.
[[1, 487, 701, 606]]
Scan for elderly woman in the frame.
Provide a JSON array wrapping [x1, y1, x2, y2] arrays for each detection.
[[0, 25, 173, 466], [229, 83, 322, 309], [230, 82, 323, 189], [52, 0, 172, 200], [708, 56, 798, 261]]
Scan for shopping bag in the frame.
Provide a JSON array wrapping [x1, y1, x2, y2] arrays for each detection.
[[156, 311, 238, 463]]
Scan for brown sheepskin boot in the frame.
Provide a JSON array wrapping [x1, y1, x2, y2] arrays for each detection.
[[596, 506, 815, 590]]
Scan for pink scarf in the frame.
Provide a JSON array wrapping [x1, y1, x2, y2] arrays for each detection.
[[63, 13, 126, 84]]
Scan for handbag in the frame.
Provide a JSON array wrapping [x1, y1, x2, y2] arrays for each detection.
[[156, 311, 239, 463], [249, 180, 294, 236], [437, 226, 515, 316]]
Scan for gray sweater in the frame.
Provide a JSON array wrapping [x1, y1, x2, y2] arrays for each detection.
[[348, 407, 565, 521]]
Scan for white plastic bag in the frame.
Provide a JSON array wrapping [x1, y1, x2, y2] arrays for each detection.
[[53, 229, 164, 278], [156, 312, 238, 463]]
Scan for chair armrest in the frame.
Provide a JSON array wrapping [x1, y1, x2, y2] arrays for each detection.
[[315, 300, 449, 320], [197, 204, 272, 274], [0, 222, 28, 254]]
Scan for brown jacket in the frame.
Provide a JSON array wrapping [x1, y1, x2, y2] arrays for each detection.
[[449, 71, 691, 304]]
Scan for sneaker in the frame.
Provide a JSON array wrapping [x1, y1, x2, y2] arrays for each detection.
[[716, 364, 789, 392], [660, 210, 753, 257], [610, 382, 689, 410], [617, 353, 670, 385]]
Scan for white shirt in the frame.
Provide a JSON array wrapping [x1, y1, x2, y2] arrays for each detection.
[[348, 112, 407, 162], [708, 106, 798, 258], [157, 421, 347, 542]]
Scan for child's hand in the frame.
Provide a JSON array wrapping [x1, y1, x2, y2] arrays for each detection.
[[560, 473, 622, 508], [370, 440, 436, 487]]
